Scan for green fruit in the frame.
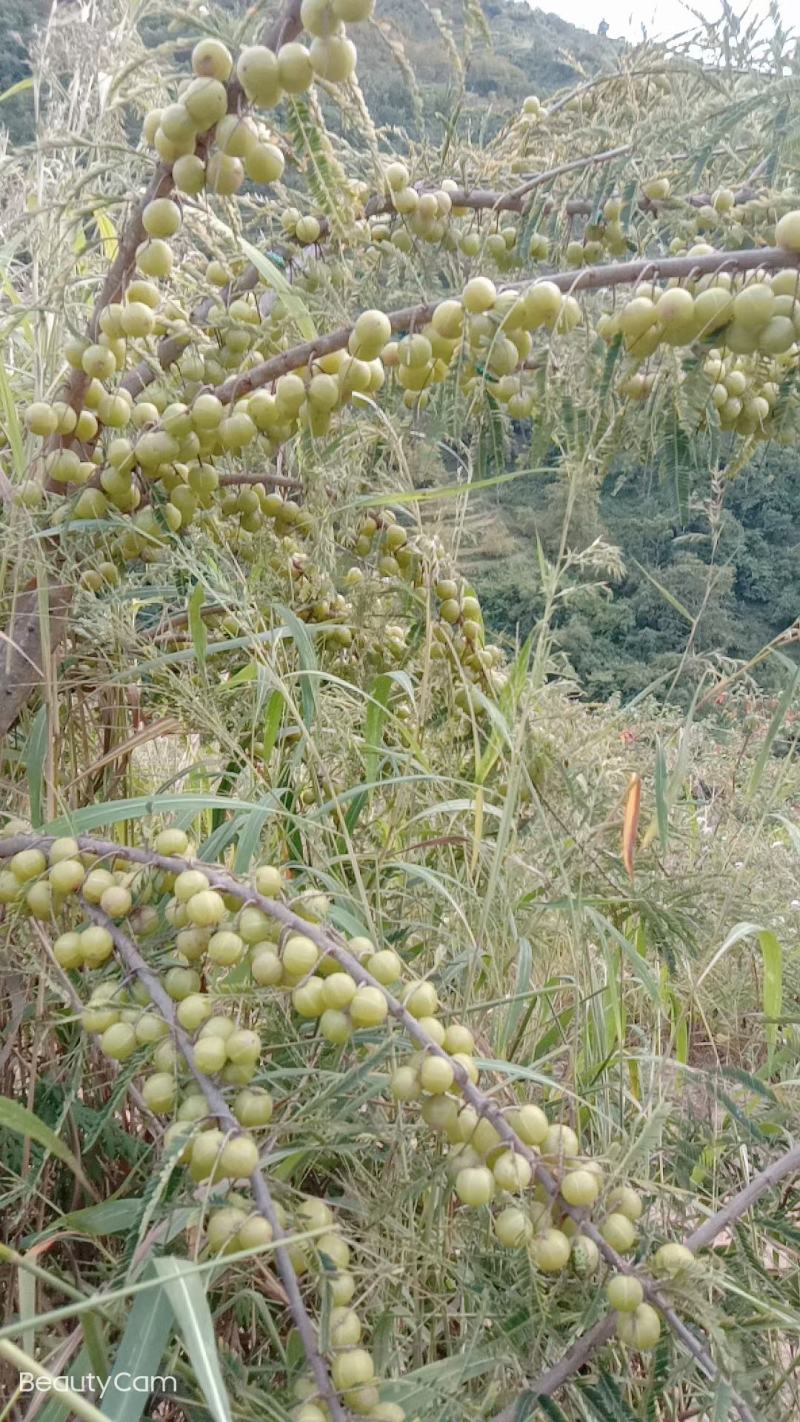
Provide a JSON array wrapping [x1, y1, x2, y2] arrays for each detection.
[[404, 981, 437, 1018], [455, 1165, 494, 1206], [142, 1072, 177, 1113], [234, 1087, 274, 1127], [349, 985, 387, 1027], [492, 1150, 532, 1193], [226, 1028, 261, 1063], [236, 46, 282, 107], [494, 1205, 533, 1247], [54, 931, 83, 969], [101, 1022, 138, 1060], [24, 402, 58, 436], [560, 1168, 600, 1207], [183, 77, 229, 128], [48, 859, 85, 895], [606, 1273, 644, 1311], [418, 1055, 454, 1094], [246, 142, 285, 185], [177, 993, 213, 1031], [192, 37, 233, 80], [164, 967, 201, 1000], [12, 851, 49, 884], [238, 1214, 273, 1249], [652, 1241, 694, 1278], [142, 199, 181, 239], [172, 154, 206, 195], [219, 1133, 259, 1178], [283, 933, 319, 976], [277, 42, 313, 93], [775, 209, 800, 251], [331, 1348, 374, 1391], [80, 925, 114, 967], [616, 1302, 661, 1350], [186, 889, 226, 925], [607, 1185, 643, 1221], [309, 34, 357, 82], [600, 1212, 637, 1253], [190, 1128, 225, 1180], [100, 885, 132, 918], [208, 930, 243, 965], [531, 1227, 571, 1273], [193, 1035, 227, 1073]]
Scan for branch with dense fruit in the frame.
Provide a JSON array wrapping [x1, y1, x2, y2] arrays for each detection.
[[81, 897, 349, 1422], [0, 831, 773, 1421]]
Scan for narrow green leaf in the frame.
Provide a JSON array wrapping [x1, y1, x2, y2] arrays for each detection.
[[100, 1268, 173, 1422], [240, 238, 316, 340], [0, 354, 25, 478], [0, 76, 34, 104], [275, 602, 318, 728], [758, 930, 782, 1059], [152, 1257, 232, 1422], [747, 668, 799, 802], [187, 582, 207, 673], [0, 1097, 91, 1189], [262, 688, 285, 761], [26, 705, 49, 829], [654, 736, 669, 854]]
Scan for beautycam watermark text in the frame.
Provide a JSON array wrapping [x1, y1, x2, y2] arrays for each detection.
[[19, 1372, 177, 1397]]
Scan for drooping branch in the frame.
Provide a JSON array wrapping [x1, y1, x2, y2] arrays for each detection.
[[206, 244, 800, 408], [0, 833, 770, 1420], [80, 897, 349, 1422]]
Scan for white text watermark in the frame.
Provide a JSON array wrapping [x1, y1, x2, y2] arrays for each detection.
[[20, 1372, 177, 1397]]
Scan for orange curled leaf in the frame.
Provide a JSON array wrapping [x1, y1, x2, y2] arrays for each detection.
[[622, 772, 641, 880]]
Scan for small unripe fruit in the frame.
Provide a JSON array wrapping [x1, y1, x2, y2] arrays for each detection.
[[606, 1273, 644, 1311], [11, 849, 46, 882], [49, 859, 85, 895], [220, 1134, 259, 1178], [494, 1206, 533, 1247], [177, 993, 213, 1031], [183, 77, 228, 128], [234, 1087, 274, 1127], [277, 42, 314, 93], [226, 1028, 261, 1063], [53, 931, 83, 969], [404, 981, 437, 1018], [190, 1128, 225, 1180], [192, 37, 233, 80], [492, 1150, 532, 1193], [101, 1022, 138, 1061], [186, 889, 226, 926], [560, 1169, 600, 1208], [282, 933, 319, 976], [616, 1302, 661, 1350], [600, 1212, 637, 1253], [462, 277, 496, 314], [142, 198, 181, 239], [652, 1242, 694, 1278], [193, 1035, 228, 1074], [237, 46, 282, 106], [455, 1166, 494, 1206], [775, 210, 800, 252], [349, 985, 388, 1027], [80, 925, 114, 967], [238, 1214, 273, 1250], [607, 1185, 643, 1221], [331, 1349, 374, 1391], [142, 1072, 177, 1113], [531, 1228, 571, 1273], [419, 1055, 454, 1094]]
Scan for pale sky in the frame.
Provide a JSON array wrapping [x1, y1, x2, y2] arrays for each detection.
[[532, 0, 790, 42]]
